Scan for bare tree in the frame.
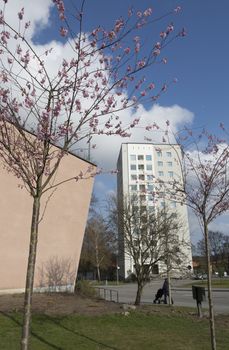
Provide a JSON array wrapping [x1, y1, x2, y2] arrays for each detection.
[[169, 128, 229, 350], [119, 195, 188, 305], [196, 230, 229, 274], [79, 214, 115, 282], [0, 1, 186, 348]]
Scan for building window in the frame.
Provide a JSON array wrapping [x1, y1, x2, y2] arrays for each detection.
[[139, 184, 146, 192], [147, 184, 154, 191], [160, 201, 165, 208], [130, 164, 137, 170], [139, 174, 145, 181], [147, 175, 154, 181], [158, 171, 164, 177], [148, 194, 154, 201], [138, 155, 144, 161], [130, 154, 136, 161], [138, 164, 144, 171], [157, 151, 162, 157], [130, 185, 137, 191], [146, 155, 152, 161], [158, 161, 163, 167], [171, 201, 177, 208], [167, 161, 172, 167], [168, 171, 174, 178], [146, 164, 152, 171], [140, 194, 146, 202], [131, 174, 137, 181], [166, 152, 172, 157]]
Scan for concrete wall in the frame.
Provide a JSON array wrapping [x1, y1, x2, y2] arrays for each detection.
[[0, 151, 95, 291]]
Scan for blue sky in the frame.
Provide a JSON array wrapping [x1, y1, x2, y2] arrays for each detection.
[[90, 0, 229, 242], [87, 1, 229, 204], [32, 0, 228, 134], [3, 0, 229, 243]]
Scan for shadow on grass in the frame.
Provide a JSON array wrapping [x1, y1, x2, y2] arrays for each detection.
[[46, 315, 119, 350], [0, 311, 62, 350], [0, 311, 119, 350]]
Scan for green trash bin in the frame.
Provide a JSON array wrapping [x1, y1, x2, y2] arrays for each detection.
[[192, 285, 206, 317], [192, 285, 206, 302]]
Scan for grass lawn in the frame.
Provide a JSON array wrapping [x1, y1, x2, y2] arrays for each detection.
[[184, 278, 229, 288], [0, 309, 229, 350]]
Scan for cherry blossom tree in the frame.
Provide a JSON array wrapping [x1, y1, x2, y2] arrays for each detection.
[[164, 127, 229, 350], [0, 1, 186, 349]]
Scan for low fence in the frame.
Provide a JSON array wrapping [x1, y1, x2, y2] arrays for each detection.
[[95, 287, 119, 303]]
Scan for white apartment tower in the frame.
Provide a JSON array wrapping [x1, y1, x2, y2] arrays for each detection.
[[117, 143, 192, 279]]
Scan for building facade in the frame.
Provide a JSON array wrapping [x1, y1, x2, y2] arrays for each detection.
[[0, 149, 95, 293], [117, 143, 192, 279]]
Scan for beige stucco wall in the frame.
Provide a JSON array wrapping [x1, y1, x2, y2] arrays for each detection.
[[0, 151, 95, 291]]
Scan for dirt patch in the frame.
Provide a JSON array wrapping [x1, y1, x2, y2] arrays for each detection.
[[0, 293, 228, 327], [0, 293, 123, 316]]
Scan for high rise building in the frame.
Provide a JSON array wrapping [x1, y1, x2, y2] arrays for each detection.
[[117, 143, 192, 279]]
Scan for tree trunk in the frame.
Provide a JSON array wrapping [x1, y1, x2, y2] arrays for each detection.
[[204, 222, 217, 350], [21, 196, 41, 350], [96, 264, 101, 282], [167, 271, 172, 306], [134, 281, 143, 305], [95, 237, 101, 282]]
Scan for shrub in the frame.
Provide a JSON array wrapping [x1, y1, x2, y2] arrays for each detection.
[[74, 280, 97, 298]]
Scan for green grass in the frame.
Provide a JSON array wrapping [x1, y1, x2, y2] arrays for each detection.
[[184, 278, 229, 288], [0, 310, 229, 350]]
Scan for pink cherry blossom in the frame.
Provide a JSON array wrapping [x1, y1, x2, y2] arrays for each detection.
[[160, 31, 167, 39], [135, 43, 140, 53], [25, 21, 30, 29], [0, 10, 4, 24], [174, 6, 182, 13], [18, 8, 24, 21], [60, 27, 68, 37], [115, 19, 124, 32], [149, 83, 155, 89], [138, 60, 146, 68], [179, 28, 187, 37], [143, 8, 152, 17], [153, 48, 160, 56]]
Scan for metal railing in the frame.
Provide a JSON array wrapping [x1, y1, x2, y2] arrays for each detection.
[[95, 287, 119, 303]]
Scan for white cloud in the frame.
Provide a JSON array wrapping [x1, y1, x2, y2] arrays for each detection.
[[1, 1, 194, 171], [3, 0, 53, 38], [209, 215, 229, 235], [189, 208, 229, 245], [90, 103, 194, 169]]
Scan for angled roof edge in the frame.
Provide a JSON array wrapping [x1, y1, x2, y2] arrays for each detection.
[[1, 120, 96, 167]]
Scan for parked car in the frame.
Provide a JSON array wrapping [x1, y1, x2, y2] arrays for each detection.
[[193, 273, 207, 280]]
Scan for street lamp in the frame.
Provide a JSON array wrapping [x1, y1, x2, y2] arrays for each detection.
[[116, 265, 120, 285]]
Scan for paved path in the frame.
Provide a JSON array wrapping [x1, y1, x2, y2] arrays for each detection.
[[97, 279, 229, 314]]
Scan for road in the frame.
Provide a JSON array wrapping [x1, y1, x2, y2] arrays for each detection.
[[98, 279, 229, 314]]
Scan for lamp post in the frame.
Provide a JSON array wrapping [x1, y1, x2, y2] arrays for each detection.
[[116, 265, 120, 285]]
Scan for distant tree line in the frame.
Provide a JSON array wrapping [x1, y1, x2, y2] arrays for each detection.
[[193, 231, 229, 276]]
